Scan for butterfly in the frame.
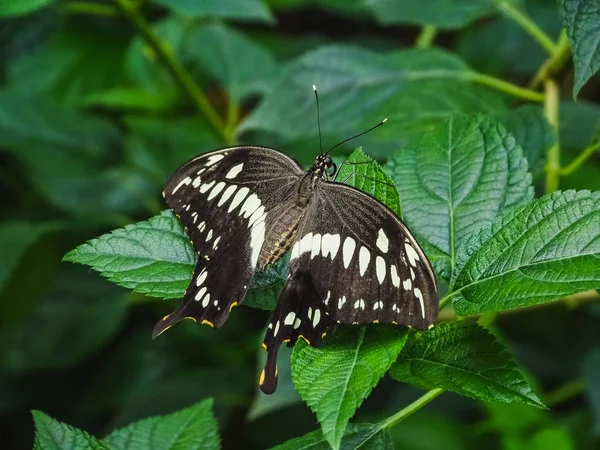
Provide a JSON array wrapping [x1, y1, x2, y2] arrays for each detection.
[[153, 88, 439, 394]]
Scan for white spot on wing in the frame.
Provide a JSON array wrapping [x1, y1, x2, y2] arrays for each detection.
[[274, 321, 280, 336], [293, 318, 301, 329], [338, 296, 346, 309], [291, 241, 300, 260], [405, 243, 420, 267], [373, 301, 383, 310], [376, 229, 389, 253], [228, 187, 249, 213], [202, 293, 210, 307], [250, 213, 266, 268], [248, 205, 266, 228], [172, 177, 191, 194], [321, 233, 341, 260], [196, 270, 208, 286], [312, 309, 321, 327], [205, 154, 224, 166], [225, 163, 244, 179], [195, 286, 207, 301], [218, 185, 237, 207], [324, 291, 331, 306], [390, 265, 400, 288], [311, 234, 322, 259], [212, 236, 221, 249], [299, 233, 313, 257], [240, 194, 261, 218], [192, 177, 201, 188], [206, 229, 213, 241], [207, 181, 225, 200], [308, 307, 313, 320], [359, 246, 371, 276], [376, 256, 386, 284], [403, 278, 412, 291], [284, 312, 296, 325], [342, 237, 356, 269], [199, 180, 215, 194], [414, 287, 425, 319]]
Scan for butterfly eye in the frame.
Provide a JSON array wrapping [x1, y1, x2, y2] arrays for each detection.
[[328, 161, 337, 176]]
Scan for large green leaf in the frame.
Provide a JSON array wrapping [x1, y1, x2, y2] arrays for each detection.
[[390, 321, 544, 407], [104, 398, 221, 450], [0, 268, 127, 373], [269, 423, 393, 450], [0, 90, 151, 218], [450, 190, 600, 315], [184, 23, 277, 103], [152, 0, 273, 22], [239, 46, 508, 155], [387, 113, 532, 279], [558, 0, 600, 97], [0, 0, 52, 17], [32, 411, 109, 450], [365, 0, 495, 28], [292, 326, 407, 450]]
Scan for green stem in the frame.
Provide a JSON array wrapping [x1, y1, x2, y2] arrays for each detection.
[[544, 378, 587, 407], [496, 0, 557, 55], [560, 141, 600, 176], [529, 31, 571, 90], [415, 25, 438, 49], [224, 101, 240, 146], [60, 1, 120, 15], [111, 0, 226, 140], [544, 79, 560, 193], [464, 71, 545, 102], [381, 389, 444, 429]]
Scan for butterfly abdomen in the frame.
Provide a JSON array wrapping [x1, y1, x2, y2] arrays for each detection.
[[258, 203, 305, 270]]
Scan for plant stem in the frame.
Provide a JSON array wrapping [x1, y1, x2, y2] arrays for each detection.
[[461, 71, 545, 102], [111, 0, 226, 140], [560, 141, 600, 176], [415, 25, 438, 49], [496, 0, 557, 55], [529, 31, 571, 90], [60, 1, 120, 15], [381, 389, 444, 429], [544, 79, 560, 193], [224, 101, 240, 146], [544, 378, 587, 407]]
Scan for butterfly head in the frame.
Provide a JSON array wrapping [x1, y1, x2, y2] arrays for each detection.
[[311, 154, 336, 180]]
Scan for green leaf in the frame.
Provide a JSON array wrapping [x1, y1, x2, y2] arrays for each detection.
[[0, 0, 53, 17], [152, 0, 273, 22], [32, 410, 109, 450], [292, 326, 407, 450], [387, 113, 532, 279], [528, 428, 575, 450], [336, 147, 401, 217], [104, 398, 221, 450], [558, 0, 600, 97], [583, 349, 600, 433], [269, 423, 393, 450], [495, 105, 555, 177], [0, 222, 56, 293], [450, 190, 600, 315], [390, 321, 544, 408], [239, 46, 508, 154], [185, 23, 277, 103], [63, 210, 194, 299], [365, 0, 496, 29], [1, 268, 127, 373]]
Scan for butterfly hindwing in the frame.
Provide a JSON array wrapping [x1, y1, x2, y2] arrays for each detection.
[[289, 181, 438, 330], [153, 147, 304, 337]]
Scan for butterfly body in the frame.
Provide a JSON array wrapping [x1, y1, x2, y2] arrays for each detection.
[[155, 146, 439, 393]]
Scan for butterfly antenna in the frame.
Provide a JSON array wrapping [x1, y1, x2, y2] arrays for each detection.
[[313, 85, 324, 154], [325, 118, 388, 155]]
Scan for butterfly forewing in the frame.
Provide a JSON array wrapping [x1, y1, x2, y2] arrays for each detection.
[[154, 147, 304, 337]]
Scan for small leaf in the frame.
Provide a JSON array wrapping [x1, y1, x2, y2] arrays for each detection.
[[32, 410, 109, 450], [365, 0, 496, 29], [292, 326, 407, 450], [269, 423, 393, 450], [0, 0, 52, 17], [184, 23, 277, 103], [582, 349, 600, 433], [336, 147, 401, 217], [558, 0, 600, 97], [104, 398, 221, 450], [450, 190, 600, 315], [63, 210, 195, 299], [390, 321, 544, 408], [387, 113, 532, 279], [151, 0, 273, 22]]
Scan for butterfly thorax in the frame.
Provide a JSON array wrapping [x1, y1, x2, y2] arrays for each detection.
[[257, 171, 318, 270]]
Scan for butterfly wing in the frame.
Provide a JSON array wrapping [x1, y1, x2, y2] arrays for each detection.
[[290, 180, 439, 330], [154, 146, 304, 337]]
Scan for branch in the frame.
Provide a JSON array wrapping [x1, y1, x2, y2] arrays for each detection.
[[496, 1, 557, 55], [381, 389, 444, 429], [529, 31, 571, 90], [544, 79, 560, 193], [560, 141, 600, 176], [415, 26, 438, 49], [111, 0, 226, 140]]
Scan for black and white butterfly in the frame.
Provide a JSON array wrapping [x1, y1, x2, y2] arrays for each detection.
[[153, 97, 439, 394]]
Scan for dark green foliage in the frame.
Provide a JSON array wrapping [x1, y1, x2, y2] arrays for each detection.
[[2, 1, 600, 449]]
